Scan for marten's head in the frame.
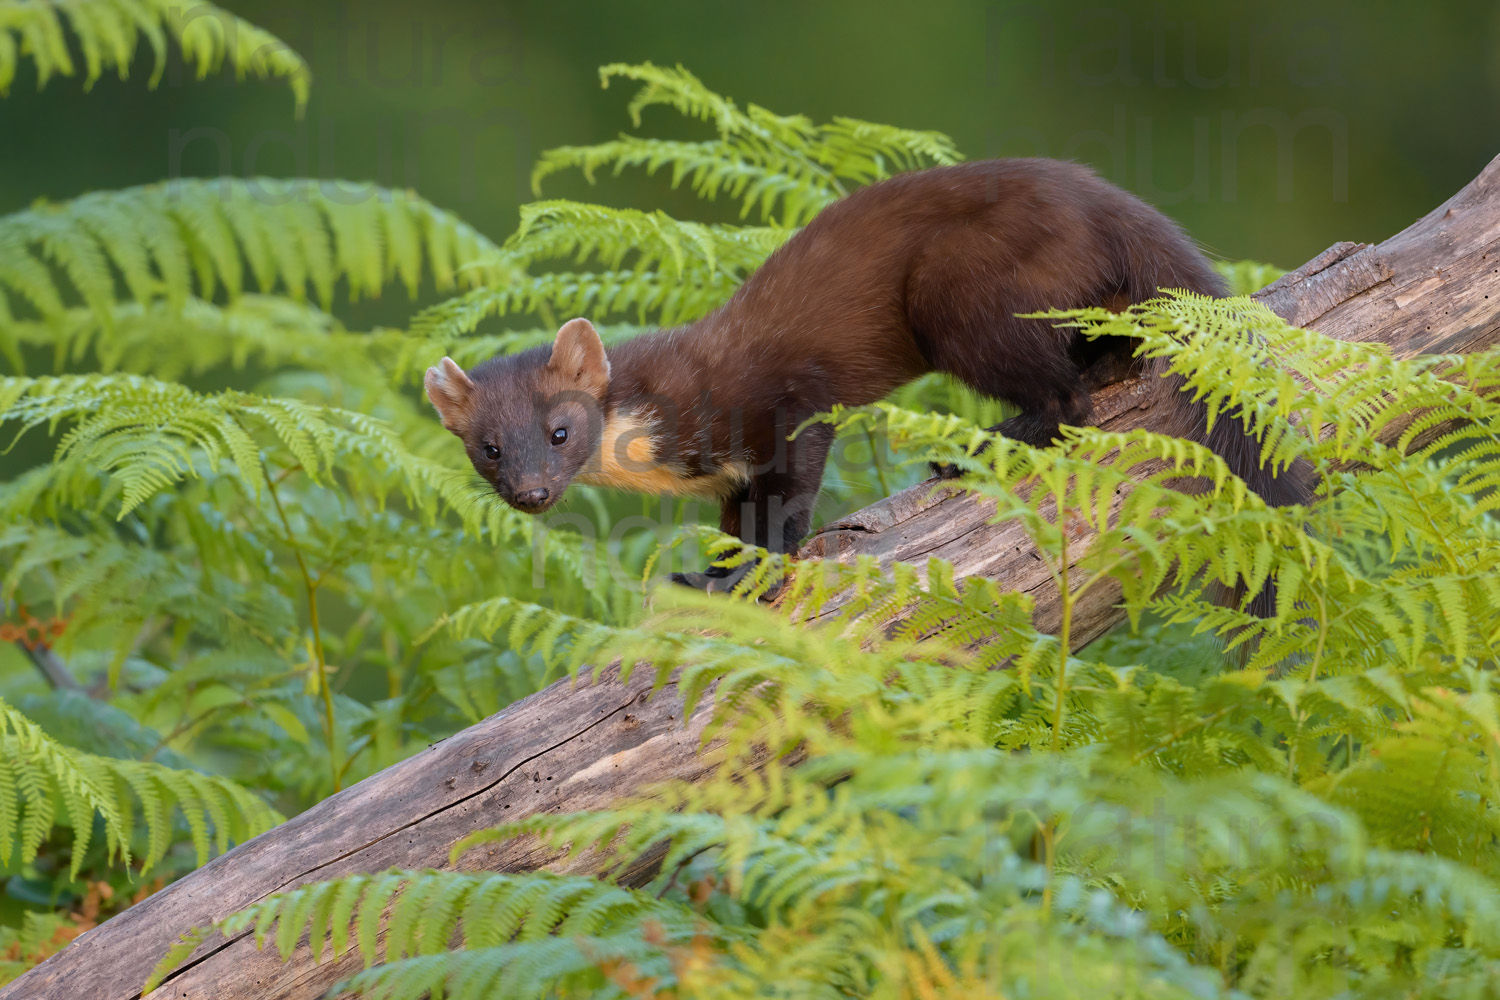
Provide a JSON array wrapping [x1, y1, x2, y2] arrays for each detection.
[[425, 318, 610, 515]]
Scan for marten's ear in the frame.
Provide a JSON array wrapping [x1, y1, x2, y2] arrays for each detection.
[[425, 357, 477, 435], [548, 318, 611, 396]]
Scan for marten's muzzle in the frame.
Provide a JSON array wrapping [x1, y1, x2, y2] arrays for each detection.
[[500, 484, 558, 514]]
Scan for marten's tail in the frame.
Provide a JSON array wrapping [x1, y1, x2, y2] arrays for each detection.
[[1140, 351, 1316, 621], [1109, 219, 1315, 619], [1202, 387, 1314, 620]]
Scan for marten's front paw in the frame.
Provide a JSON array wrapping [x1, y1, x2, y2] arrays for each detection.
[[669, 561, 783, 600], [930, 460, 962, 480]]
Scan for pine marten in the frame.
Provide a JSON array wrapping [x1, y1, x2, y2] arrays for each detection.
[[426, 158, 1310, 599]]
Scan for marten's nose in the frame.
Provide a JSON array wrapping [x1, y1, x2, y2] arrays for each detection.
[[514, 487, 550, 510]]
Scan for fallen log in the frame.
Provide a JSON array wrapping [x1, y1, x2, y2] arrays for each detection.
[[9, 153, 1500, 1000]]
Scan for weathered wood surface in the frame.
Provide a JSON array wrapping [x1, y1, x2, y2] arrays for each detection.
[[9, 666, 719, 1000], [9, 154, 1500, 1000]]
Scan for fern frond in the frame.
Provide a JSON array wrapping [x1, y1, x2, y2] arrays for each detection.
[[423, 61, 960, 341], [447, 743, 1500, 999], [0, 0, 310, 112], [816, 116, 965, 186], [0, 516, 296, 656], [327, 935, 714, 1000], [411, 264, 740, 335], [0, 697, 280, 878], [0, 295, 633, 405], [822, 401, 1322, 623], [1054, 291, 1500, 473], [509, 201, 785, 279], [0, 179, 501, 325], [1, 294, 339, 378], [532, 135, 837, 225], [410, 202, 784, 337], [530, 62, 960, 225], [144, 868, 714, 993], [0, 373, 532, 535], [598, 62, 961, 178], [1214, 259, 1287, 295]]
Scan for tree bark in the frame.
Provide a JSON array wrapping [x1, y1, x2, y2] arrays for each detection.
[[9, 154, 1500, 1000]]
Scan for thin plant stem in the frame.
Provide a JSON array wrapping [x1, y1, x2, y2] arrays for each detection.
[[1037, 820, 1057, 919], [865, 427, 892, 496], [265, 468, 341, 793], [1288, 588, 1330, 781], [1052, 504, 1072, 754]]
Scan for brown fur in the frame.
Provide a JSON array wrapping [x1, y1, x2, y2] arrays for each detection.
[[428, 158, 1312, 612]]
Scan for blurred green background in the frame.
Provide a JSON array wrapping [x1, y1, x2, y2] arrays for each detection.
[[4, 0, 1497, 336]]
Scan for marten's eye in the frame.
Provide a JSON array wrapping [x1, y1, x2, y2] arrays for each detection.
[[482, 443, 500, 460], [550, 427, 568, 446]]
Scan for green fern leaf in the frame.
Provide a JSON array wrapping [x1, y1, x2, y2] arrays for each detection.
[[0, 697, 280, 878], [0, 0, 310, 112], [0, 180, 502, 325]]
